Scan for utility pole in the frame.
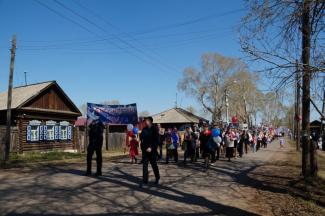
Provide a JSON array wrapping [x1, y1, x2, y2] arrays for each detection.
[[301, 0, 314, 177], [3, 35, 16, 162], [320, 80, 325, 151], [295, 61, 301, 151], [24, 71, 27, 86]]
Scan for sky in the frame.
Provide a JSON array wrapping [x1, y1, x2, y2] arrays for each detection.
[[0, 0, 319, 121]]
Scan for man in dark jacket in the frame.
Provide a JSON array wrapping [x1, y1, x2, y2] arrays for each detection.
[[140, 116, 160, 186], [86, 120, 105, 176]]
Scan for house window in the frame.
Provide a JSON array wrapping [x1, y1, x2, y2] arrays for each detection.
[[27, 120, 41, 142], [47, 125, 55, 140], [59, 121, 70, 140], [45, 121, 57, 141], [30, 125, 39, 141], [60, 126, 68, 140]]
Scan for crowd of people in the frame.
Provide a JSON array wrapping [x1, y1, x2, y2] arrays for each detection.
[[125, 117, 276, 186], [86, 117, 276, 186]]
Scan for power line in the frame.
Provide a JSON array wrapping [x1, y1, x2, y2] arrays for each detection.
[[34, 0, 172, 72], [18, 27, 231, 50], [52, 0, 178, 72], [18, 30, 231, 52], [122, 8, 245, 36]]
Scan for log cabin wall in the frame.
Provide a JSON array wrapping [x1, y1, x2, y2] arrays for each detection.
[[0, 81, 81, 153], [19, 117, 75, 152]]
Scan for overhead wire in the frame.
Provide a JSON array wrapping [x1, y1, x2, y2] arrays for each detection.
[[52, 0, 178, 72], [34, 0, 173, 72]]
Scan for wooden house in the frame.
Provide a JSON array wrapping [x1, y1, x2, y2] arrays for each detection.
[[0, 81, 81, 152], [152, 107, 209, 130]]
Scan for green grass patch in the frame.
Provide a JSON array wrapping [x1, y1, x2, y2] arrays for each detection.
[[8, 151, 85, 164]]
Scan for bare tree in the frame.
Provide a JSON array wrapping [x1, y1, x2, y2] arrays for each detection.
[[178, 53, 245, 122], [240, 0, 325, 177], [226, 71, 262, 125], [186, 106, 197, 114]]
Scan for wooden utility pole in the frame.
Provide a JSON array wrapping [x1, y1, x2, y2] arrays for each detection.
[[320, 80, 325, 151], [24, 71, 27, 86], [301, 0, 315, 177], [295, 62, 301, 151], [3, 35, 17, 162]]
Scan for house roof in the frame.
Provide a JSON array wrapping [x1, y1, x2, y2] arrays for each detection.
[[152, 107, 208, 124], [0, 81, 81, 115], [75, 117, 86, 126], [0, 81, 54, 111], [310, 120, 325, 126]]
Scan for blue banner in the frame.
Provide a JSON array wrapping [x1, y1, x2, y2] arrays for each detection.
[[87, 103, 138, 125]]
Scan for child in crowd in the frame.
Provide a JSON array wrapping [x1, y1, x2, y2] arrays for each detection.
[[279, 137, 285, 148], [129, 135, 139, 164]]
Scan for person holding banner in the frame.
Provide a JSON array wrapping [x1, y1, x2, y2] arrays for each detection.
[[140, 116, 160, 186]]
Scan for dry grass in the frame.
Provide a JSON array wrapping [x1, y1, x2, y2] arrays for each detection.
[[0, 149, 126, 169], [318, 150, 325, 179]]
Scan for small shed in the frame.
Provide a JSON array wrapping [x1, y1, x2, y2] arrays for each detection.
[[0, 81, 81, 152], [310, 120, 325, 135], [152, 107, 209, 129]]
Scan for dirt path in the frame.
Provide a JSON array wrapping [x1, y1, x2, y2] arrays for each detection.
[[0, 139, 324, 216]]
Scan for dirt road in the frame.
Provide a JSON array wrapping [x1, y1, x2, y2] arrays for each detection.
[[0, 139, 324, 216]]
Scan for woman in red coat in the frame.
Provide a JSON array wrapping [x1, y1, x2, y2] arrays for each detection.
[[129, 135, 139, 164]]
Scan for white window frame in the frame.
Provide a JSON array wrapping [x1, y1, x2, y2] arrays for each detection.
[[28, 120, 41, 142], [59, 121, 69, 140], [45, 121, 56, 141]]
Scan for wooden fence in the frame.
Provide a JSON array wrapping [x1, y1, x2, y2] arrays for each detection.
[[75, 127, 126, 153], [0, 126, 19, 153]]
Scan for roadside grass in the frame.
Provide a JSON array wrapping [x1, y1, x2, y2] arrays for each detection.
[[0, 148, 127, 169], [287, 140, 325, 211], [317, 150, 325, 179], [9, 151, 85, 163]]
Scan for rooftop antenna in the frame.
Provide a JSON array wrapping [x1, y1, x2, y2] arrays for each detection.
[[24, 71, 27, 86]]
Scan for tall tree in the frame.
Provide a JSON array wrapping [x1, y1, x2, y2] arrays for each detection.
[[186, 106, 197, 114], [178, 53, 245, 123], [240, 0, 325, 177], [226, 71, 262, 125]]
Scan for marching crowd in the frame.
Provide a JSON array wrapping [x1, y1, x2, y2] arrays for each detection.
[[86, 117, 276, 186], [126, 117, 276, 186]]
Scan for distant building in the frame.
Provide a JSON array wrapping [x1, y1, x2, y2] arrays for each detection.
[[0, 81, 81, 153], [152, 107, 209, 129], [310, 120, 325, 135]]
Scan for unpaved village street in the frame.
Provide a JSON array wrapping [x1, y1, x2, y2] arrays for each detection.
[[0, 140, 324, 216]]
